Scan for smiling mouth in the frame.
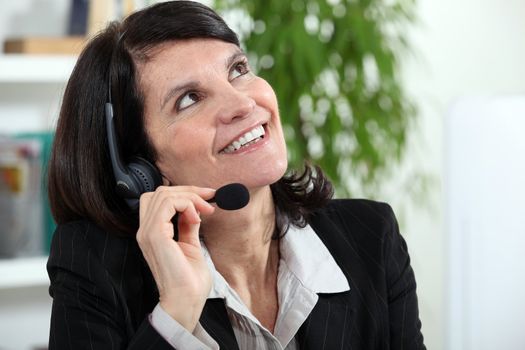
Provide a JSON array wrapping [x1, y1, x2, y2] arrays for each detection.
[[220, 124, 266, 154]]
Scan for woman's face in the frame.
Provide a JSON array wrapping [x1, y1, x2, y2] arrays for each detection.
[[138, 39, 288, 190]]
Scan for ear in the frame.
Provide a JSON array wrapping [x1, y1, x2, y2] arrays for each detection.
[[156, 161, 176, 187], [161, 174, 172, 186]]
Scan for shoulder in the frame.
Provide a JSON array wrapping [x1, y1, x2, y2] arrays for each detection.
[[47, 220, 101, 270], [47, 219, 143, 289], [311, 198, 397, 239], [48, 219, 136, 263], [308, 199, 399, 276], [48, 219, 110, 251]]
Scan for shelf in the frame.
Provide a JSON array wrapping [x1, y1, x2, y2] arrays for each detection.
[[0, 256, 48, 289], [0, 54, 77, 83]]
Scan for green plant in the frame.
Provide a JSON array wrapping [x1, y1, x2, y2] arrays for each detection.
[[214, 0, 417, 196]]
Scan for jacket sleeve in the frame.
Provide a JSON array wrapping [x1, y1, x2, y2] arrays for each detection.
[[47, 222, 175, 350], [382, 204, 426, 349]]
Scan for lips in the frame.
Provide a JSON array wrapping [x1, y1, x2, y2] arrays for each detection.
[[220, 124, 266, 154]]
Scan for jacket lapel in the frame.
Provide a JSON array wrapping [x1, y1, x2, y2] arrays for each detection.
[[200, 298, 240, 350]]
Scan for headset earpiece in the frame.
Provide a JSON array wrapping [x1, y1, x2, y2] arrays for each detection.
[[124, 157, 163, 209], [105, 102, 162, 210]]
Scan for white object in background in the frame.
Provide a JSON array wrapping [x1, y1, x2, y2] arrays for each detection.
[[0, 256, 49, 289], [446, 96, 525, 350], [0, 55, 76, 83], [0, 257, 51, 350]]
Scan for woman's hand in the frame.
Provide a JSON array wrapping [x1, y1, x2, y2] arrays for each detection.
[[137, 186, 216, 332]]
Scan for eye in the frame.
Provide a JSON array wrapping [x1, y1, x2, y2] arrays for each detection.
[[176, 91, 200, 111], [229, 60, 250, 80]]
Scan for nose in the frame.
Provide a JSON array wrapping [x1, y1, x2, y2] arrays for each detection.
[[215, 84, 256, 124]]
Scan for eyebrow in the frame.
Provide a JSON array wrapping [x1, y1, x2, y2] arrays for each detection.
[[160, 50, 247, 111]]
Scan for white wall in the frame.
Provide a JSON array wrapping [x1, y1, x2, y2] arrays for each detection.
[[446, 97, 525, 350], [399, 0, 525, 349]]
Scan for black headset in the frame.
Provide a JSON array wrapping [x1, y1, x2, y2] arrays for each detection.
[[105, 40, 163, 210]]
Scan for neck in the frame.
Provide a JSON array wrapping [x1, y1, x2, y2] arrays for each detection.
[[200, 185, 279, 288], [200, 185, 281, 333]]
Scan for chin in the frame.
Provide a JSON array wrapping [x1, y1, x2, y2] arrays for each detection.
[[245, 158, 288, 189]]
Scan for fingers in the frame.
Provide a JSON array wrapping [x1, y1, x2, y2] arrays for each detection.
[[139, 186, 216, 224], [138, 186, 216, 250]]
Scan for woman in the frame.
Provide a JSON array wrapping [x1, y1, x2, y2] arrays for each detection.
[[47, 1, 425, 349]]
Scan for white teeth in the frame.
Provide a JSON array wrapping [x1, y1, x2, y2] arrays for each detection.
[[244, 131, 254, 142], [222, 125, 266, 154]]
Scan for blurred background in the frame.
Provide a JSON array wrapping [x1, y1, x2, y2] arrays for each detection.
[[0, 0, 524, 349]]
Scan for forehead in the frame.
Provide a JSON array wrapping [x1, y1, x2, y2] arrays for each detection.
[[137, 38, 241, 81]]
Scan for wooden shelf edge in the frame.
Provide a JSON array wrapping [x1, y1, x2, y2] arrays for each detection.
[[4, 36, 86, 55]]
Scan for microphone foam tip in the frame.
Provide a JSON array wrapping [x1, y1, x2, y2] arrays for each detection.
[[215, 183, 250, 210]]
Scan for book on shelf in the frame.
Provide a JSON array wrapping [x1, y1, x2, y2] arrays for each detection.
[[0, 137, 42, 258], [0, 132, 55, 259], [15, 132, 56, 254], [68, 0, 89, 36]]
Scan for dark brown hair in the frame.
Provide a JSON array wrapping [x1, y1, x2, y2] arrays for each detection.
[[48, 0, 333, 236]]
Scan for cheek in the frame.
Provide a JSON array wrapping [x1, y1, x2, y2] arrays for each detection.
[[256, 81, 285, 140], [155, 124, 214, 181], [251, 78, 287, 149]]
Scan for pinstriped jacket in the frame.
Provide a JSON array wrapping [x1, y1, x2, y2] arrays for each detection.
[[47, 199, 426, 349]]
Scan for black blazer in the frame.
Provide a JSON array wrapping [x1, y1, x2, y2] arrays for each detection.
[[47, 199, 425, 349]]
